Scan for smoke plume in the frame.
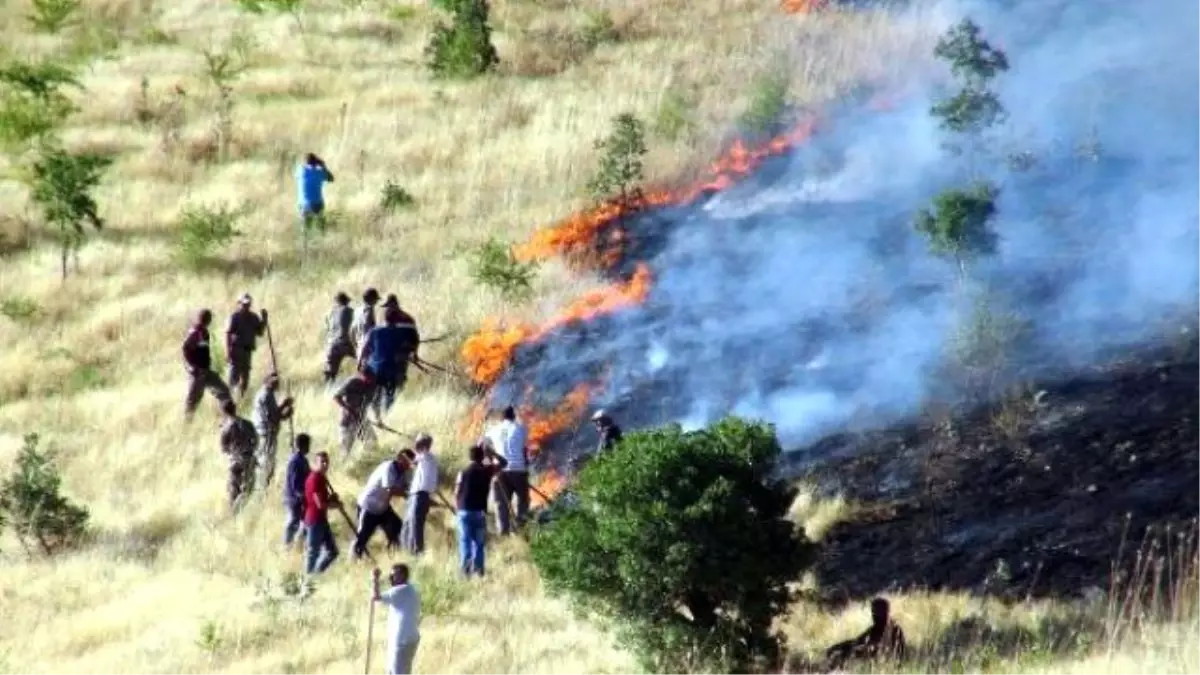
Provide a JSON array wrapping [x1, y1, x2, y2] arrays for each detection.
[[494, 0, 1200, 464]]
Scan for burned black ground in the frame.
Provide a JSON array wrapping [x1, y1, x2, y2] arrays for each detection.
[[795, 339, 1199, 604]]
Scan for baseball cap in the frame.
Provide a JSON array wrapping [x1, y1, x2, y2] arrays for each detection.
[[238, 293, 252, 305]]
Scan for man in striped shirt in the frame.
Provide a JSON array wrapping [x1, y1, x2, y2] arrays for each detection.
[[483, 406, 530, 535]]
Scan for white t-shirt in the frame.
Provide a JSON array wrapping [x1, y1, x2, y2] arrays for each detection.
[[485, 420, 528, 471], [358, 460, 403, 514], [409, 452, 439, 495], [380, 583, 421, 646]]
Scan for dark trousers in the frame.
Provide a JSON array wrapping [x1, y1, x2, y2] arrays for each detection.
[[494, 470, 530, 534], [402, 491, 430, 555], [353, 505, 402, 557]]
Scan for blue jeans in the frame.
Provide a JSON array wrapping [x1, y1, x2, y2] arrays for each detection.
[[283, 499, 306, 547], [305, 517, 339, 574], [456, 511, 487, 576]]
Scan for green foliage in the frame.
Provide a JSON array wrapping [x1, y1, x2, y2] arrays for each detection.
[[0, 60, 81, 150], [914, 182, 999, 269], [934, 19, 1010, 84], [0, 433, 90, 556], [379, 180, 416, 212], [26, 144, 113, 280], [579, 10, 619, 49], [654, 88, 696, 142], [468, 237, 538, 299], [739, 69, 789, 135], [587, 112, 647, 203], [0, 296, 40, 322], [201, 37, 252, 161], [26, 0, 81, 34], [931, 87, 1005, 135], [196, 619, 224, 654], [930, 19, 1009, 135], [425, 0, 499, 80], [529, 417, 816, 673], [175, 204, 242, 270]]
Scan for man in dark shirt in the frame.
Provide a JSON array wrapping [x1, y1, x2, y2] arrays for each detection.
[[323, 291, 356, 384], [304, 451, 342, 575], [591, 409, 624, 453], [825, 597, 907, 669], [283, 433, 312, 548], [334, 369, 378, 457], [225, 293, 266, 400], [182, 308, 231, 420], [454, 443, 507, 577], [358, 304, 420, 419]]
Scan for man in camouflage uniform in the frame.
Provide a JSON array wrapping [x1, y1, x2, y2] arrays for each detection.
[[182, 308, 232, 420], [334, 369, 378, 457], [352, 288, 380, 362], [225, 293, 266, 400], [253, 372, 294, 489], [323, 291, 356, 385], [220, 399, 259, 512]]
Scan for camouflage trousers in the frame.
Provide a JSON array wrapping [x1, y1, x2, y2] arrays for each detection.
[[339, 413, 377, 457], [323, 339, 356, 383], [185, 368, 231, 417], [229, 457, 256, 511], [256, 426, 280, 488], [227, 347, 254, 398]]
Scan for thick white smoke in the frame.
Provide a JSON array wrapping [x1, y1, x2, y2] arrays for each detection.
[[505, 0, 1200, 457]]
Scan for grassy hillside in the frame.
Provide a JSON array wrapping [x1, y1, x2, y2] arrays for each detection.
[[0, 0, 1193, 673]]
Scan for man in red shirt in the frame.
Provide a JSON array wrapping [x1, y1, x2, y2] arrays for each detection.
[[304, 451, 342, 575]]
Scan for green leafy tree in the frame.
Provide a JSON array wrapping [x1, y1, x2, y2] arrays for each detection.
[[0, 60, 81, 150], [425, 0, 499, 79], [0, 433, 90, 556], [467, 236, 538, 300], [26, 0, 81, 34], [530, 417, 816, 673], [26, 145, 113, 280], [929, 19, 1010, 139], [587, 112, 647, 203], [914, 181, 999, 276]]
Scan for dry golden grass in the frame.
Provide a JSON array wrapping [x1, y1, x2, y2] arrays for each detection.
[[0, 0, 1193, 673]]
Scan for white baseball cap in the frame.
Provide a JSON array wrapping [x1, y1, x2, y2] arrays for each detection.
[[238, 293, 252, 305]]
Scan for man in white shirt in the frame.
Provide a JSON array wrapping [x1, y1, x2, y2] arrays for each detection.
[[352, 449, 412, 559], [402, 433, 439, 556], [372, 564, 421, 675], [483, 406, 530, 535]]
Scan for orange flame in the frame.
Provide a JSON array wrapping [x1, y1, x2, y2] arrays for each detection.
[[460, 263, 653, 387], [531, 467, 567, 507], [781, 0, 830, 14], [521, 382, 595, 456]]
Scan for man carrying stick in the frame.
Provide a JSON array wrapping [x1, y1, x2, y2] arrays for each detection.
[[371, 564, 422, 675], [402, 433, 439, 556], [353, 449, 414, 559], [333, 369, 378, 457], [304, 451, 342, 575]]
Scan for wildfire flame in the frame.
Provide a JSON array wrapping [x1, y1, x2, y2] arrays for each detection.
[[461, 115, 824, 504], [781, 0, 830, 14]]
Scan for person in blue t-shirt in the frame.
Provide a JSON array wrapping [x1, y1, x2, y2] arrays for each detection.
[[296, 153, 335, 225], [358, 305, 420, 419]]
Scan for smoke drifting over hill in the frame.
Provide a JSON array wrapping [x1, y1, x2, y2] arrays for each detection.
[[492, 0, 1200, 465]]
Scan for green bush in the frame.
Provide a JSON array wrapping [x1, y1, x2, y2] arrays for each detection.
[[529, 417, 816, 673], [653, 88, 696, 142], [0, 433, 90, 556], [739, 69, 789, 135], [0, 296, 40, 322], [0, 59, 81, 150], [579, 10, 619, 49], [175, 204, 241, 270], [914, 181, 999, 274], [425, 0, 499, 79], [467, 236, 538, 299], [587, 112, 646, 203], [379, 180, 416, 212]]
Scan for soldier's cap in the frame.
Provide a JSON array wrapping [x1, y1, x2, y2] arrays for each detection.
[[238, 293, 252, 305]]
